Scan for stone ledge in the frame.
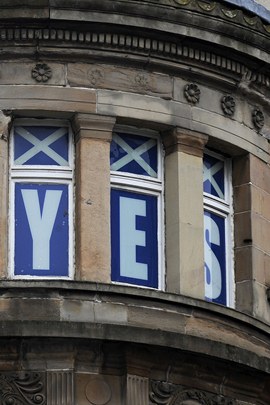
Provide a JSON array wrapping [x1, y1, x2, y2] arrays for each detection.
[[0, 279, 267, 330], [0, 281, 269, 374], [0, 319, 269, 375]]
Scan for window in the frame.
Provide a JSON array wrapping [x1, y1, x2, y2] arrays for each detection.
[[110, 128, 163, 288], [203, 151, 233, 306], [9, 119, 74, 278]]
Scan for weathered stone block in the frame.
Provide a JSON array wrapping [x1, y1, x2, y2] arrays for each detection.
[[68, 63, 173, 99], [0, 63, 66, 86]]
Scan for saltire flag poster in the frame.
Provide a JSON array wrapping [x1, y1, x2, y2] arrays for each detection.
[[13, 125, 70, 277], [110, 133, 159, 287]]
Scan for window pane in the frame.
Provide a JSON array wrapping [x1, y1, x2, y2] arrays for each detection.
[[110, 133, 158, 177], [203, 154, 225, 199], [14, 183, 69, 277], [111, 189, 158, 287], [14, 125, 69, 166], [204, 210, 227, 305]]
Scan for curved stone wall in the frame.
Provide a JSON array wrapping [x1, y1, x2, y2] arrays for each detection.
[[0, 1, 270, 404]]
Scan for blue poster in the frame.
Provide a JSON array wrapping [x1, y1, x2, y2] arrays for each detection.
[[110, 133, 157, 178], [203, 154, 225, 199], [204, 210, 226, 305], [111, 189, 158, 287], [14, 125, 69, 166], [14, 183, 69, 277]]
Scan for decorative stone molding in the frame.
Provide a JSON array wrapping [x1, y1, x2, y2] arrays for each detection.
[[31, 63, 52, 82], [150, 380, 236, 405], [162, 128, 208, 157], [3, 0, 270, 38], [221, 95, 236, 116], [252, 107, 265, 130], [170, 0, 270, 35], [72, 113, 116, 142], [0, 372, 46, 405], [184, 83, 201, 104], [0, 26, 269, 91]]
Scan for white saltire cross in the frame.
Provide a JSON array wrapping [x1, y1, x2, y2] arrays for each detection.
[[14, 127, 68, 166], [111, 134, 157, 177], [203, 160, 224, 199]]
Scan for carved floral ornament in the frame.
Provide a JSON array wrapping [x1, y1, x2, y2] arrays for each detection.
[[184, 83, 201, 104], [252, 107, 264, 130], [87, 68, 104, 86], [171, 0, 270, 34], [150, 381, 235, 405], [135, 73, 149, 88], [31, 63, 52, 82], [221, 95, 236, 116]]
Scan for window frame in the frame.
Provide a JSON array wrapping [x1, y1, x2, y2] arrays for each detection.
[[110, 125, 164, 290], [9, 118, 74, 280], [203, 149, 234, 307]]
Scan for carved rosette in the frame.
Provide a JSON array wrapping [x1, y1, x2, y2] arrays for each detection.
[[135, 73, 149, 89], [87, 68, 104, 86], [0, 372, 46, 405], [150, 381, 236, 405], [31, 63, 52, 82], [184, 83, 201, 104], [252, 108, 264, 130], [221, 95, 236, 116]]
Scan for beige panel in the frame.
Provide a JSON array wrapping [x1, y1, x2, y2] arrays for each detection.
[[179, 152, 205, 298]]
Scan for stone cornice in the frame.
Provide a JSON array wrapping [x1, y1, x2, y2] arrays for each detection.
[[0, 25, 270, 92], [1, 0, 270, 38]]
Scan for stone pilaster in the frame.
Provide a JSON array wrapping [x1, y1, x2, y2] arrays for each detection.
[[233, 153, 270, 322], [72, 113, 116, 282], [162, 128, 208, 298]]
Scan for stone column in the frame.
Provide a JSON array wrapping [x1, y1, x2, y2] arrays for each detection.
[[72, 113, 116, 282], [234, 153, 270, 323], [162, 128, 208, 299], [0, 112, 10, 278]]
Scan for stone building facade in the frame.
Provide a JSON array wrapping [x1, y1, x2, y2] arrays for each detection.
[[0, 0, 270, 404]]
